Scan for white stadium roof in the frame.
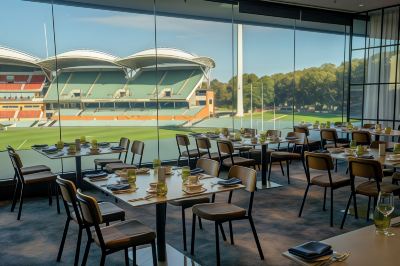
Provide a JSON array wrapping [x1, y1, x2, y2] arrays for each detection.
[[38, 49, 121, 71], [0, 46, 41, 68], [116, 48, 215, 70]]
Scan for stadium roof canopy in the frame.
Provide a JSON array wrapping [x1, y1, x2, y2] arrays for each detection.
[[116, 48, 216, 70], [37, 49, 121, 71], [0, 46, 41, 68]]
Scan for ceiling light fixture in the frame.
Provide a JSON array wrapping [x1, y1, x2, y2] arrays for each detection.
[[359, 3, 364, 7]]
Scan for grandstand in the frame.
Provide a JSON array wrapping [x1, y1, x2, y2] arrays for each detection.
[[0, 47, 215, 126]]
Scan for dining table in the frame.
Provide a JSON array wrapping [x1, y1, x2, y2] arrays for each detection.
[[308, 125, 400, 141], [84, 168, 245, 264], [32, 142, 126, 188], [328, 148, 400, 168], [282, 217, 400, 266]]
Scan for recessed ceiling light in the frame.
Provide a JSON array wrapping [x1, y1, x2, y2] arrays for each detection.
[[359, 3, 364, 7]]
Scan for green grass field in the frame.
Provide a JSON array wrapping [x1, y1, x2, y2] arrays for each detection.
[[243, 111, 343, 122]]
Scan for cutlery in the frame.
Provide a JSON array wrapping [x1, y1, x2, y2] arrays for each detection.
[[321, 252, 350, 266], [128, 195, 155, 202]]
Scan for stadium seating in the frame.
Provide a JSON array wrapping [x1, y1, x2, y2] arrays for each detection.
[[18, 110, 41, 119], [125, 70, 165, 99], [0, 83, 23, 91], [86, 71, 126, 99], [59, 72, 98, 98], [13, 75, 29, 82], [24, 75, 46, 90], [0, 110, 16, 119], [45, 72, 71, 100]]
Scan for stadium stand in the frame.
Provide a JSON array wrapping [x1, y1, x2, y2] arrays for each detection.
[[86, 71, 126, 99], [18, 110, 41, 119], [59, 71, 98, 98], [0, 110, 15, 118], [45, 72, 70, 100], [125, 70, 164, 99], [24, 75, 46, 90]]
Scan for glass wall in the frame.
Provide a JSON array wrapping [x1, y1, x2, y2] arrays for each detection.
[[350, 6, 400, 129], [0, 0, 353, 180]]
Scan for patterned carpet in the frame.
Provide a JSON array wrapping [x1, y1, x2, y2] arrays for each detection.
[[0, 161, 398, 266]]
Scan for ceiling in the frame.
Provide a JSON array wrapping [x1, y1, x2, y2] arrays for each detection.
[[263, 0, 400, 13]]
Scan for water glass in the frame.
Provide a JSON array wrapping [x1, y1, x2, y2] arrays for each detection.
[[182, 166, 190, 184], [350, 140, 357, 149], [374, 192, 395, 236]]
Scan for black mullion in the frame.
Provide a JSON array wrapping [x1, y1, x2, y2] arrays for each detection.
[[393, 6, 400, 129], [352, 43, 399, 51], [347, 24, 353, 123], [376, 9, 385, 124], [342, 25, 347, 123], [351, 82, 398, 86], [361, 12, 368, 125]]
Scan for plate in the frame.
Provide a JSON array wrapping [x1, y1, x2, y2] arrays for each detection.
[[183, 187, 207, 194], [146, 188, 157, 194]]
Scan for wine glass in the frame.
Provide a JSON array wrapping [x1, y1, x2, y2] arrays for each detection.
[[374, 192, 395, 236]]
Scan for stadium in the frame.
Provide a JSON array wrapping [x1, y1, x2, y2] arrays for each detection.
[[0, 46, 215, 128]]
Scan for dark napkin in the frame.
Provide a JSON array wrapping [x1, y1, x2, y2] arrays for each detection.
[[111, 146, 124, 151], [190, 168, 204, 175], [107, 183, 131, 191], [42, 146, 58, 153], [357, 155, 374, 159], [85, 172, 108, 179], [217, 178, 242, 186], [288, 241, 332, 261], [313, 150, 330, 154], [32, 144, 48, 148]]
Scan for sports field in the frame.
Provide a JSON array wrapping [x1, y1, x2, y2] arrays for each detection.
[[0, 111, 343, 150]]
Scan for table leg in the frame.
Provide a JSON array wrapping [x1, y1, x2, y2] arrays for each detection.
[[75, 156, 82, 188], [156, 202, 167, 262], [261, 144, 267, 186]]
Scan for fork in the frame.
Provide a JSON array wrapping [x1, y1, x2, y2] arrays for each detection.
[[321, 252, 350, 266], [128, 195, 155, 202]]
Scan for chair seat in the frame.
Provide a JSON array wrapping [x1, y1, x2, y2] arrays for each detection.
[[270, 151, 302, 160], [222, 156, 255, 167], [201, 152, 222, 161], [21, 165, 51, 175], [105, 163, 137, 173], [393, 172, 400, 181], [324, 143, 349, 149], [71, 201, 125, 223], [23, 171, 57, 184], [182, 149, 206, 158], [169, 196, 210, 209], [192, 202, 246, 221], [94, 158, 123, 167], [311, 174, 350, 188], [356, 181, 400, 197], [234, 146, 252, 152], [94, 220, 156, 250], [249, 148, 274, 163]]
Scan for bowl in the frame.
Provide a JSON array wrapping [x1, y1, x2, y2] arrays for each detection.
[[149, 182, 158, 190], [186, 183, 203, 192]]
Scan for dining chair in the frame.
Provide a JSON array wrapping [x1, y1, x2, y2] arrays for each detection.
[[320, 128, 349, 149], [190, 165, 264, 266], [294, 126, 321, 150], [105, 140, 144, 172], [8, 149, 59, 220], [56, 177, 125, 266], [340, 157, 400, 229], [77, 190, 157, 266], [351, 131, 371, 146], [216, 140, 256, 172], [94, 137, 130, 170], [176, 134, 206, 166], [7, 146, 51, 212], [169, 158, 220, 251], [268, 146, 306, 184], [195, 136, 221, 161], [362, 123, 375, 129], [298, 152, 350, 227]]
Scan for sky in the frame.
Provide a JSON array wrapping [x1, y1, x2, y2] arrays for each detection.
[[0, 0, 347, 82]]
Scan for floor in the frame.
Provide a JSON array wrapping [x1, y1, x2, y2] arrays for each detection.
[[0, 161, 398, 266]]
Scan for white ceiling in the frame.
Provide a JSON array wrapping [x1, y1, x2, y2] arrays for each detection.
[[264, 0, 400, 13]]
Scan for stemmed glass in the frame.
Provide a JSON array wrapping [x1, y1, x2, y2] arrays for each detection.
[[374, 192, 395, 236]]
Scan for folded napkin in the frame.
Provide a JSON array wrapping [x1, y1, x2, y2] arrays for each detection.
[[111, 146, 124, 151], [43, 146, 58, 153], [107, 183, 131, 191], [313, 150, 330, 154], [85, 172, 108, 179], [135, 168, 150, 174], [217, 178, 242, 186], [357, 155, 374, 159], [32, 144, 48, 148], [285, 136, 297, 140], [190, 168, 204, 175], [288, 241, 332, 261], [98, 142, 110, 147]]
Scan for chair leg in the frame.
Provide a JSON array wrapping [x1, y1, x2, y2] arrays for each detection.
[[335, 159, 338, 172], [55, 182, 60, 214], [215, 222, 221, 266], [286, 160, 290, 184], [11, 181, 20, 212], [323, 187, 327, 211], [198, 216, 203, 230], [74, 227, 83, 266], [181, 208, 187, 251], [95, 164, 98, 171], [219, 223, 227, 241], [56, 218, 70, 262], [353, 193, 358, 219], [279, 161, 285, 176], [81, 228, 92, 266], [100, 253, 106, 266], [48, 183, 53, 206], [298, 184, 310, 217], [151, 240, 157, 266], [132, 246, 137, 265], [229, 221, 234, 245], [249, 216, 264, 260], [330, 188, 334, 227], [124, 248, 129, 266], [177, 155, 181, 167], [17, 185, 24, 220], [190, 213, 196, 255], [340, 192, 353, 229], [367, 196, 371, 222]]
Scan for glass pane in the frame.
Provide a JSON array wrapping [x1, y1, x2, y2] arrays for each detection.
[[0, 0, 58, 180], [367, 10, 383, 48], [365, 48, 381, 83], [379, 84, 396, 121], [352, 18, 367, 49], [351, 49, 365, 84], [52, 1, 156, 169], [380, 45, 398, 83], [349, 85, 363, 119], [155, 0, 235, 162], [363, 84, 378, 120], [382, 7, 399, 46]]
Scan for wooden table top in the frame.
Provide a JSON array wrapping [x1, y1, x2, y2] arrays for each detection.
[[309, 126, 400, 137], [84, 169, 245, 207], [33, 142, 125, 159], [283, 217, 400, 266], [329, 148, 400, 167]]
